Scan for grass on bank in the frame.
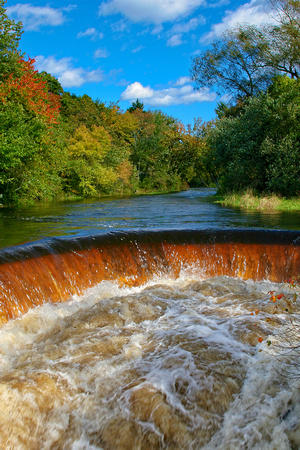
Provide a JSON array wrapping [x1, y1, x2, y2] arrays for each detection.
[[0, 187, 185, 208], [214, 190, 300, 212]]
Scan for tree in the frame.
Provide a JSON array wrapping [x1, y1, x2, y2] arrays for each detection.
[[38, 71, 64, 96], [0, 55, 62, 205], [99, 104, 139, 190], [191, 28, 274, 100], [65, 125, 117, 196], [178, 119, 216, 187], [238, 0, 300, 81], [60, 93, 106, 132], [266, 0, 300, 78], [206, 76, 300, 196], [0, 97, 66, 204], [191, 0, 300, 100], [129, 109, 187, 191], [1, 57, 61, 124], [0, 0, 23, 81], [127, 98, 144, 113]]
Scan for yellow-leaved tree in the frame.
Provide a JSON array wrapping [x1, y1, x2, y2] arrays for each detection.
[[66, 125, 117, 196]]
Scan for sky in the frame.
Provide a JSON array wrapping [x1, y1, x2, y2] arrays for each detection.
[[6, 0, 275, 126]]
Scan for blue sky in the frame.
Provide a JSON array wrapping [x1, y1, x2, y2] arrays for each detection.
[[6, 0, 274, 126]]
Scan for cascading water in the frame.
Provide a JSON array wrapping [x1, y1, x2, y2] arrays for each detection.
[[0, 229, 299, 323], [0, 227, 299, 449]]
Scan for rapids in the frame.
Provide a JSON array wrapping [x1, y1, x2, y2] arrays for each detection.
[[0, 188, 299, 448], [0, 274, 299, 449]]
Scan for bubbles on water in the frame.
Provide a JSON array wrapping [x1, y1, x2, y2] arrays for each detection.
[[0, 275, 299, 449]]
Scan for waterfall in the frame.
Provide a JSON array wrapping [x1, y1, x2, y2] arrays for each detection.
[[0, 229, 299, 324], [0, 228, 299, 448]]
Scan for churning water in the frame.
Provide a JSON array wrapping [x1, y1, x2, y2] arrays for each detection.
[[0, 273, 299, 449], [0, 189, 299, 449]]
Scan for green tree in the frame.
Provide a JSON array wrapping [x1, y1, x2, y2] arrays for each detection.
[[256, 0, 300, 79], [99, 104, 139, 192], [244, 0, 300, 80], [127, 98, 144, 113], [130, 109, 186, 191], [38, 71, 64, 96], [0, 4, 64, 205], [191, 28, 274, 99], [0, 0, 23, 81], [65, 125, 117, 196], [60, 92, 106, 132], [207, 76, 300, 196], [0, 99, 66, 204], [191, 0, 300, 100], [178, 119, 216, 187]]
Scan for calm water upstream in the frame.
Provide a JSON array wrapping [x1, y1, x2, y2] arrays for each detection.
[[0, 188, 299, 449], [0, 188, 299, 249]]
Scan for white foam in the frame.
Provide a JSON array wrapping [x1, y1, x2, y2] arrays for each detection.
[[0, 275, 298, 448]]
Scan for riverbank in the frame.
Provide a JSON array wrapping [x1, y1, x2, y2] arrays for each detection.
[[213, 190, 300, 212], [0, 187, 187, 208]]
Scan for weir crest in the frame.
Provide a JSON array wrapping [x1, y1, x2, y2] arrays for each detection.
[[0, 228, 299, 325]]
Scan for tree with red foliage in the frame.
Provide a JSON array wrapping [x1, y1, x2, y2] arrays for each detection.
[[0, 0, 65, 204], [1, 57, 61, 124]]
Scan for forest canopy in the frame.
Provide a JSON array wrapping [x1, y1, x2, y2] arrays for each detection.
[[0, 0, 211, 206], [0, 0, 299, 206], [191, 0, 300, 197]]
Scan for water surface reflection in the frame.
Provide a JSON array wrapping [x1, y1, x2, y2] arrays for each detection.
[[0, 188, 299, 249]]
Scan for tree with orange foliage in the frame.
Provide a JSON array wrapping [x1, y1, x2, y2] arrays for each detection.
[[1, 57, 61, 124], [0, 3, 63, 204]]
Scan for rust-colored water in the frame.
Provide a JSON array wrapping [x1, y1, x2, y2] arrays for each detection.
[[0, 229, 299, 324], [0, 229, 299, 449], [0, 274, 299, 449]]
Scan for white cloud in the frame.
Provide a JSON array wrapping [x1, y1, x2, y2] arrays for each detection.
[[77, 28, 104, 40], [202, 0, 276, 42], [58, 69, 86, 88], [35, 56, 73, 75], [171, 16, 205, 34], [111, 19, 129, 32], [35, 56, 104, 88], [121, 79, 216, 106], [152, 24, 164, 34], [167, 34, 183, 47], [85, 69, 105, 83], [99, 0, 206, 24], [121, 81, 154, 99], [6, 3, 74, 31], [94, 48, 110, 58], [167, 16, 205, 47], [132, 45, 145, 53], [174, 76, 191, 86]]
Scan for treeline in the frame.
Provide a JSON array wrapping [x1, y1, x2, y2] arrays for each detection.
[[1, 0, 299, 207], [0, 1, 211, 206], [191, 0, 300, 198]]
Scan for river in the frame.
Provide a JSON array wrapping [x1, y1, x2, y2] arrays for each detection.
[[0, 188, 299, 249], [0, 189, 299, 449]]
